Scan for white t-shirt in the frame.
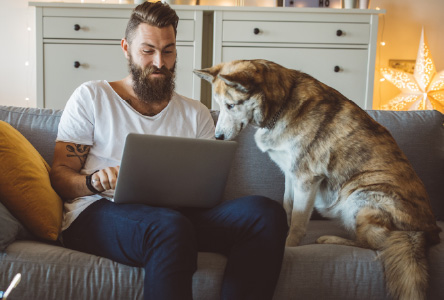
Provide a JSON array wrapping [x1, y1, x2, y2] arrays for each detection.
[[57, 80, 215, 230]]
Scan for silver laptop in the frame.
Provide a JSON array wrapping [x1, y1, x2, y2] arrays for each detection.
[[113, 133, 237, 208]]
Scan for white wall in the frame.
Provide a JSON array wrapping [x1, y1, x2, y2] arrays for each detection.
[[0, 0, 36, 107], [1, 0, 443, 109]]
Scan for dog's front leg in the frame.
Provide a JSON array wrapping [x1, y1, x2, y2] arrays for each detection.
[[285, 177, 320, 247], [283, 174, 294, 227]]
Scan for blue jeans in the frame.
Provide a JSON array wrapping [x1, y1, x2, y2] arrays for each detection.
[[62, 196, 288, 300]]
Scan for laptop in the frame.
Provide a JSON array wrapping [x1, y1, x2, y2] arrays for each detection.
[[113, 133, 237, 208]]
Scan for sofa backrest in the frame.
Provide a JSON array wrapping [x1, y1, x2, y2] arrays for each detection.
[[1, 105, 443, 221], [212, 111, 285, 205], [366, 110, 444, 221], [0, 106, 62, 166]]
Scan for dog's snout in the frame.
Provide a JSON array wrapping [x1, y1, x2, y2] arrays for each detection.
[[215, 133, 225, 140]]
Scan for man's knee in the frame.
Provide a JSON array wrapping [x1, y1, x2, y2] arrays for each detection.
[[148, 209, 196, 243], [138, 208, 197, 267], [239, 195, 286, 218], [233, 196, 288, 234]]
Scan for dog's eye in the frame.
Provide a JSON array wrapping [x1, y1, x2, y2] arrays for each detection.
[[226, 104, 235, 110]]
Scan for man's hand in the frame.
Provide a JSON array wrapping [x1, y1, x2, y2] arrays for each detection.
[[90, 166, 120, 192], [50, 141, 120, 199]]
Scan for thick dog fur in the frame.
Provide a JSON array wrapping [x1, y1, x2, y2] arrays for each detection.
[[194, 59, 441, 300]]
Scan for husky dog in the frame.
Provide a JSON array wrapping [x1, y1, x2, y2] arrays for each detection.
[[194, 59, 441, 300]]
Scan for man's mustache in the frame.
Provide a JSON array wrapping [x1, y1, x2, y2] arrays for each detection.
[[142, 65, 174, 77]]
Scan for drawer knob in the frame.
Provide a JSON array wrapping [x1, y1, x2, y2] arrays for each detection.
[[253, 28, 260, 35], [74, 61, 81, 68], [334, 66, 341, 73], [74, 24, 81, 31], [336, 30, 343, 36]]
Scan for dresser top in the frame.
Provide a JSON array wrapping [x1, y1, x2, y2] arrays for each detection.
[[29, 1, 384, 14]]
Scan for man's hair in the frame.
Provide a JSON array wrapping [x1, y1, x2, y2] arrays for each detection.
[[125, 1, 179, 45]]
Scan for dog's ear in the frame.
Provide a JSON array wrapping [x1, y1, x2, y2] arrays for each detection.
[[218, 73, 252, 93], [193, 65, 223, 82]]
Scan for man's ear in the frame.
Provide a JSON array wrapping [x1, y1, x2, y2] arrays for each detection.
[[193, 64, 223, 82], [121, 38, 129, 59], [218, 72, 252, 93]]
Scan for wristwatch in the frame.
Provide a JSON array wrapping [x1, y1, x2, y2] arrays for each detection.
[[86, 170, 101, 194]]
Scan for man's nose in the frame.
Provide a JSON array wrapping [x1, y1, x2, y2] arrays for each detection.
[[153, 52, 165, 69]]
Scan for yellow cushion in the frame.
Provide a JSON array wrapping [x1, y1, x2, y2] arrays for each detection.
[[0, 121, 62, 241]]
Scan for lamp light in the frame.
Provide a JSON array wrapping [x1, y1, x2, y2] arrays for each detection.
[[380, 29, 444, 113]]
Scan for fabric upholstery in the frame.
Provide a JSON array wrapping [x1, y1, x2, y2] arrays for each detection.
[[1, 221, 442, 299], [0, 106, 62, 165], [0, 121, 62, 241], [0, 202, 32, 251], [210, 110, 285, 203]]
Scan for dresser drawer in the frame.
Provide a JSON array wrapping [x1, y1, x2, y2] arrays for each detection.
[[43, 43, 197, 109], [43, 17, 195, 41], [222, 21, 370, 45], [221, 47, 369, 108], [43, 43, 128, 109], [43, 17, 127, 40]]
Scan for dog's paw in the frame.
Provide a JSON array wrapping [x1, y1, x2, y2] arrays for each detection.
[[285, 235, 301, 247], [316, 235, 336, 244], [286, 228, 306, 247], [316, 235, 356, 246]]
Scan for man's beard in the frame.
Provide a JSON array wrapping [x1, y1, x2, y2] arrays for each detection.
[[128, 54, 176, 104]]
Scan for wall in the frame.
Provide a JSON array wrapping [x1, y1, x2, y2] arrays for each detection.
[[1, 0, 443, 108], [370, 0, 444, 109], [0, 0, 36, 107]]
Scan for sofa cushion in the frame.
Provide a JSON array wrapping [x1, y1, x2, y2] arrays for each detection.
[[0, 240, 222, 300], [2, 221, 443, 300], [274, 221, 444, 300], [0, 202, 32, 251], [0, 121, 62, 241]]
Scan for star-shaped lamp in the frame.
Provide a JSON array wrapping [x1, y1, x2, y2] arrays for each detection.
[[380, 29, 444, 113]]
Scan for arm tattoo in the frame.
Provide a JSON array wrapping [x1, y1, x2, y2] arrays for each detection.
[[66, 144, 90, 167]]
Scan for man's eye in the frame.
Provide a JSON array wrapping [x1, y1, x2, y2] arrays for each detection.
[[226, 104, 235, 110], [143, 50, 154, 54]]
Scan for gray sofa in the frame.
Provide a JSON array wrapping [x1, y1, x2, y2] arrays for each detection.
[[0, 104, 443, 300]]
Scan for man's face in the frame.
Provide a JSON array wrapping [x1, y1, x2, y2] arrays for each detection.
[[124, 23, 177, 103]]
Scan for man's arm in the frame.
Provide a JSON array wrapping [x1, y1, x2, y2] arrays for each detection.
[[50, 142, 119, 199], [50, 141, 93, 199]]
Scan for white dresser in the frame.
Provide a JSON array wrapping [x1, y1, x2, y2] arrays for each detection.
[[212, 8, 381, 109], [30, 2, 382, 110], [30, 2, 204, 109]]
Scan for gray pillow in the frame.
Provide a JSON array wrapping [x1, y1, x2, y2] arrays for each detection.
[[0, 202, 33, 251]]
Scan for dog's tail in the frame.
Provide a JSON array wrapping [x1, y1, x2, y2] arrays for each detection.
[[380, 231, 428, 300]]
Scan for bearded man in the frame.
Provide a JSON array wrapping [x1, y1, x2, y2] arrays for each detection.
[[49, 2, 288, 300]]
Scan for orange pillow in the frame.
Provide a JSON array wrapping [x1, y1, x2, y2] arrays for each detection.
[[0, 121, 62, 241]]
